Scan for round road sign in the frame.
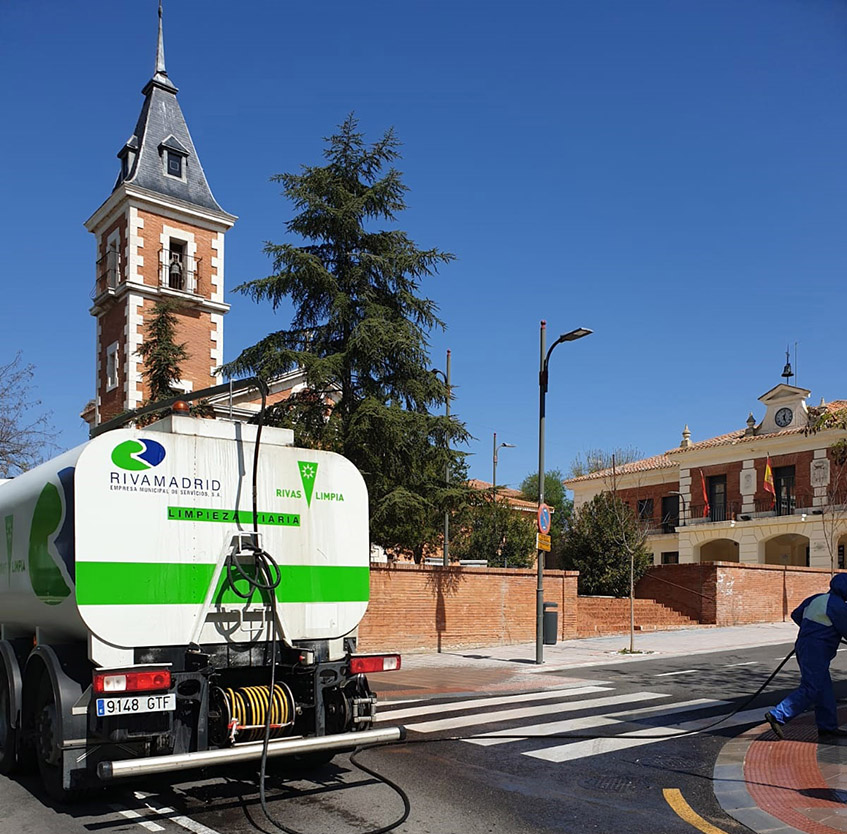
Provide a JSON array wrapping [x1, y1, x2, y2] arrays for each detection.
[[537, 503, 552, 534]]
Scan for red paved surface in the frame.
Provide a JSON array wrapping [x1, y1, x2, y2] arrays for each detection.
[[745, 713, 847, 834]]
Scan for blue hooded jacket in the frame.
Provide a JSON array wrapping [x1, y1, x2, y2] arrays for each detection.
[[791, 573, 847, 657]]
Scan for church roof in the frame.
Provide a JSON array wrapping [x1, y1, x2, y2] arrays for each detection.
[[114, 2, 226, 215]]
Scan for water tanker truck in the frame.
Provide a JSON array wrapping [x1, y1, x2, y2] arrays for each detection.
[[0, 414, 402, 799]]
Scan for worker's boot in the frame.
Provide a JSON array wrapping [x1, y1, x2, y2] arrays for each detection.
[[818, 727, 847, 740], [764, 712, 784, 739]]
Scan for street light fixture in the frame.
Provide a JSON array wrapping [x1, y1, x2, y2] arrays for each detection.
[[536, 322, 592, 665], [432, 350, 452, 567], [492, 432, 516, 568], [492, 432, 516, 500]]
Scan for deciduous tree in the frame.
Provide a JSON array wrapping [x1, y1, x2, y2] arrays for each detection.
[[0, 353, 57, 477]]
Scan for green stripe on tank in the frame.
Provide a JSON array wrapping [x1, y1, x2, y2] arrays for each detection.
[[75, 562, 369, 605]]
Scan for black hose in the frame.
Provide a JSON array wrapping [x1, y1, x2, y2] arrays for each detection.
[[227, 380, 410, 834]]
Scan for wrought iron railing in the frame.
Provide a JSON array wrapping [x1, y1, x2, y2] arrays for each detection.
[[91, 249, 122, 298], [159, 249, 199, 294]]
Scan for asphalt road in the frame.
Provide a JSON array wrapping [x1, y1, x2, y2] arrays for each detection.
[[4, 640, 845, 834]]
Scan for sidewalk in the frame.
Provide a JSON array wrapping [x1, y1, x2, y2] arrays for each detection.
[[368, 622, 798, 700], [368, 622, 847, 834]]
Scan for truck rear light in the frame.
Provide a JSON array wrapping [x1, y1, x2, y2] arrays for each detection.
[[93, 669, 171, 694], [349, 654, 401, 674]]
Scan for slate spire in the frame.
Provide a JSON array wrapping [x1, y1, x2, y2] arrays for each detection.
[[113, 0, 226, 215]]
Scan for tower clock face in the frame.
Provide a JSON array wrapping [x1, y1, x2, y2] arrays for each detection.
[[775, 407, 793, 428]]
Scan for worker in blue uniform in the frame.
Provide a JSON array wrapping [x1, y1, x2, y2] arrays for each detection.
[[765, 573, 847, 740]]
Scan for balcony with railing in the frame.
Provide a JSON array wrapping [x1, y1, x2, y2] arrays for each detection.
[[90, 249, 123, 300], [159, 249, 200, 294], [688, 500, 743, 525]]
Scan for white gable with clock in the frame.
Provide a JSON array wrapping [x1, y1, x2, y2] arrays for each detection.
[[757, 383, 810, 434]]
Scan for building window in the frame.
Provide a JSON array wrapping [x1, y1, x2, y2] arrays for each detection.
[[637, 498, 654, 523], [661, 494, 680, 533], [774, 466, 796, 516], [709, 475, 727, 522], [661, 551, 679, 565], [166, 150, 183, 178], [168, 240, 185, 289], [105, 342, 119, 391]]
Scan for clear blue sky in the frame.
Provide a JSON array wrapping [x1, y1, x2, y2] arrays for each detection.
[[2, 0, 845, 491]]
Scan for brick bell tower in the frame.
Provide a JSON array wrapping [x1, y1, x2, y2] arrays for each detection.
[[82, 2, 236, 427]]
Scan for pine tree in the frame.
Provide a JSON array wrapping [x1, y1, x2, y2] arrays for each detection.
[[222, 115, 470, 556], [137, 299, 189, 404]]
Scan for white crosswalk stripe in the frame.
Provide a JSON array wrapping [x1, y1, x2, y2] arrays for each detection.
[[467, 697, 730, 746], [375, 684, 611, 724], [398, 691, 671, 734], [376, 682, 764, 765]]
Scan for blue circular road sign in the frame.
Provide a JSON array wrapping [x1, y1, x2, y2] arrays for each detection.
[[537, 503, 552, 534]]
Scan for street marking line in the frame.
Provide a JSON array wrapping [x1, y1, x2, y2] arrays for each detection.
[[376, 685, 611, 723], [109, 805, 166, 832], [466, 698, 727, 747], [663, 788, 730, 834], [402, 691, 670, 733], [724, 661, 758, 667], [654, 669, 700, 676], [134, 793, 223, 834]]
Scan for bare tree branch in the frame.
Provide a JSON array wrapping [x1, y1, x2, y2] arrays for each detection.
[[0, 353, 58, 477]]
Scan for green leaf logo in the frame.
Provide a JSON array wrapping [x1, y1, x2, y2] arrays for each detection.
[[298, 461, 318, 507]]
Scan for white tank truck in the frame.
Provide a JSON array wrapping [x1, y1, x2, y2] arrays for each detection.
[[0, 414, 402, 799]]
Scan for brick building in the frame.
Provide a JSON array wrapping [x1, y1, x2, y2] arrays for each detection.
[[564, 381, 847, 570], [81, 4, 238, 428]]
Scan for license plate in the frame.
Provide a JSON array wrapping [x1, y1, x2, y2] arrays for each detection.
[[96, 694, 176, 717]]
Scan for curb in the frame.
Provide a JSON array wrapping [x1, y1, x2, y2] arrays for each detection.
[[714, 723, 805, 834]]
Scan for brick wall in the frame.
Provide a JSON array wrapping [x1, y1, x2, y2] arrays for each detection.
[[358, 563, 579, 652], [636, 562, 838, 626], [615, 481, 680, 529]]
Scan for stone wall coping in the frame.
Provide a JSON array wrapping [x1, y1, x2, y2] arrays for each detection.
[[369, 562, 578, 578], [647, 562, 845, 575]]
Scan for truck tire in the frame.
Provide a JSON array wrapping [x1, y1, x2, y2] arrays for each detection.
[[0, 663, 17, 774], [34, 674, 74, 802]]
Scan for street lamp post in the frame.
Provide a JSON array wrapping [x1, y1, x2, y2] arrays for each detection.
[[492, 432, 515, 567], [492, 432, 516, 501], [536, 322, 592, 665], [432, 350, 452, 566]]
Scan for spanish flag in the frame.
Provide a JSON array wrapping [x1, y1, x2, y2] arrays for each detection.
[[764, 456, 775, 504], [700, 469, 710, 518]]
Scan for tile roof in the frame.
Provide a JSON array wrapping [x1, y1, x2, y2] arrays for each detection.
[[563, 454, 677, 485], [468, 480, 540, 512], [563, 400, 847, 485]]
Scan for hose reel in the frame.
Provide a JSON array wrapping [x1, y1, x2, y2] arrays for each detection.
[[210, 682, 295, 746]]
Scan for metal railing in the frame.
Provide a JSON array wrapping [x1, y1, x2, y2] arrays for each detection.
[[91, 249, 122, 299], [688, 500, 742, 523], [159, 249, 199, 294]]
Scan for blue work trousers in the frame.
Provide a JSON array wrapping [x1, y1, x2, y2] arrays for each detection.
[[770, 642, 838, 731]]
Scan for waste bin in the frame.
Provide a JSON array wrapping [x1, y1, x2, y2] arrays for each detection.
[[542, 602, 558, 645]]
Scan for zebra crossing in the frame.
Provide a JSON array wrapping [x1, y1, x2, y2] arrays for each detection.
[[374, 679, 767, 765]]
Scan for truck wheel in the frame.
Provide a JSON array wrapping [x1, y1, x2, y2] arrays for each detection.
[[34, 675, 74, 803], [0, 663, 17, 774]]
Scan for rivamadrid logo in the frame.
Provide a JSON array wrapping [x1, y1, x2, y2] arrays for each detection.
[[111, 439, 166, 471]]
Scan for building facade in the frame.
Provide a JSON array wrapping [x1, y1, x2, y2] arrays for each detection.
[[81, 4, 236, 428], [564, 382, 847, 570]]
